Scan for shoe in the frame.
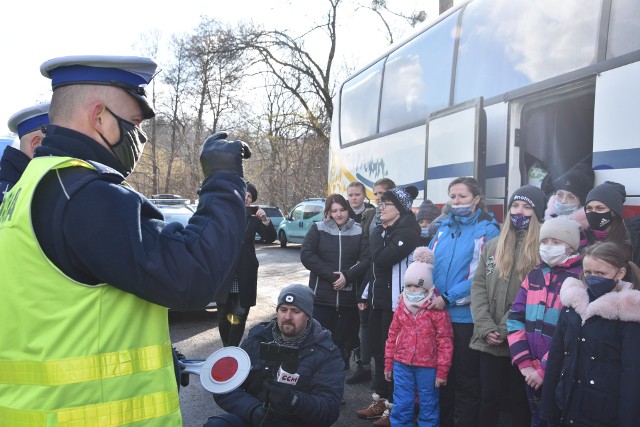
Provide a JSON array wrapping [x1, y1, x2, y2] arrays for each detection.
[[372, 402, 392, 426], [355, 393, 387, 419], [346, 362, 371, 384]]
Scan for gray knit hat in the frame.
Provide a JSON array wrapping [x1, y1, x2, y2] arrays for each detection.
[[277, 284, 315, 318], [416, 199, 441, 223], [539, 216, 581, 251], [585, 181, 626, 217]]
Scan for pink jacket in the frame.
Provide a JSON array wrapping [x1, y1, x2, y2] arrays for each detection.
[[384, 296, 454, 380]]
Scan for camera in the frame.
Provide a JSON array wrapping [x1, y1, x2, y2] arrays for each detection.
[[246, 206, 259, 216]]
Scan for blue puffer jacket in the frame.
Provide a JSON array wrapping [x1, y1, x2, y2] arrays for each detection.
[[213, 319, 345, 427], [429, 208, 500, 323]]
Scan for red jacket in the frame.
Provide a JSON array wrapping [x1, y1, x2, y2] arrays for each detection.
[[384, 296, 454, 380]]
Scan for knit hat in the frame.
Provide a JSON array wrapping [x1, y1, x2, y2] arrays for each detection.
[[246, 182, 258, 202], [509, 185, 547, 222], [551, 163, 594, 205], [416, 199, 441, 223], [277, 284, 315, 318], [585, 181, 626, 217], [403, 247, 435, 290], [539, 216, 581, 251], [382, 185, 419, 215]]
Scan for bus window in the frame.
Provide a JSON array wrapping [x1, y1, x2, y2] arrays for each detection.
[[607, 0, 640, 59], [379, 10, 459, 133], [454, 0, 601, 104], [339, 59, 384, 145], [520, 92, 595, 189]]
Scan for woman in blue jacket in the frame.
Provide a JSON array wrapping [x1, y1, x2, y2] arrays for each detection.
[[428, 176, 501, 427]]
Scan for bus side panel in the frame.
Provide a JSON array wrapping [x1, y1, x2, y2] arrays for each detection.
[[484, 102, 509, 222], [328, 125, 428, 204], [593, 61, 640, 200]]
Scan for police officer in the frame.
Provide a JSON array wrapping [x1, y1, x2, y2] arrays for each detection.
[[0, 102, 49, 202], [0, 55, 250, 425]]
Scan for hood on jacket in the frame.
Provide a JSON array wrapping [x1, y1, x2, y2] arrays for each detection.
[[560, 277, 640, 324]]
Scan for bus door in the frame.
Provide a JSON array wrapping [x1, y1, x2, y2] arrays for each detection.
[[592, 61, 640, 217], [425, 98, 487, 211]]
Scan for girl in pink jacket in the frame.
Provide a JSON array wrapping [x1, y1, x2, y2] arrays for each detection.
[[385, 247, 454, 426]]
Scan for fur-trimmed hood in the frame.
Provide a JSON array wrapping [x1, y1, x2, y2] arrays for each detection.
[[559, 277, 640, 324], [544, 196, 589, 230]]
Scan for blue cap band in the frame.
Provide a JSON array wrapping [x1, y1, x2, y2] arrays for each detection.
[[48, 65, 147, 90], [16, 113, 49, 138]]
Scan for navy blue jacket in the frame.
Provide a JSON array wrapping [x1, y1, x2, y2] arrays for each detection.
[[0, 146, 30, 203], [301, 217, 370, 307], [29, 125, 246, 310], [214, 319, 345, 427]]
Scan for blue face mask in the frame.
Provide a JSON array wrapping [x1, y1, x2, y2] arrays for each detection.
[[451, 204, 473, 217], [421, 227, 430, 238], [584, 275, 617, 299], [554, 200, 579, 216], [510, 213, 531, 231], [404, 290, 427, 302]]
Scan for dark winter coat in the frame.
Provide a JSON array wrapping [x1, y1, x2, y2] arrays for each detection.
[[300, 217, 369, 307], [213, 318, 345, 427], [217, 214, 276, 307], [27, 125, 246, 310], [0, 146, 30, 203], [540, 278, 640, 427], [364, 214, 421, 311]]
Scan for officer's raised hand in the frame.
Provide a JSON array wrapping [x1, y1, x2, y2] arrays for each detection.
[[200, 131, 252, 178]]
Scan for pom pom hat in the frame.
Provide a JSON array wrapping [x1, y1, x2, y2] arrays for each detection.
[[382, 185, 419, 215], [403, 247, 435, 290], [40, 55, 158, 119], [416, 199, 441, 223]]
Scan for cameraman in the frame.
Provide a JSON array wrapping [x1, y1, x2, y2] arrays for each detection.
[[207, 284, 344, 427]]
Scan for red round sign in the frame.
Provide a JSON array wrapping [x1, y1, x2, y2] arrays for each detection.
[[211, 356, 239, 382]]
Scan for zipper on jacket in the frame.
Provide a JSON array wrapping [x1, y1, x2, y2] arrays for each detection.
[[337, 229, 342, 309]]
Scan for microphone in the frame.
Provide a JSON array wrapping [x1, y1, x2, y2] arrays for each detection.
[[276, 365, 300, 385]]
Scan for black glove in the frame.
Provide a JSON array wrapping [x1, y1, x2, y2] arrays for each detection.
[[250, 405, 267, 426], [265, 379, 297, 413], [199, 131, 252, 178]]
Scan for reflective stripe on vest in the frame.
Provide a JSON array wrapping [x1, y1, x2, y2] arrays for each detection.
[[0, 157, 181, 426]]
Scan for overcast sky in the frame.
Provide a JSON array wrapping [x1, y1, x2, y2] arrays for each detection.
[[0, 0, 442, 134]]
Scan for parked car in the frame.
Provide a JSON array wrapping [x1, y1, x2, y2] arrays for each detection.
[[152, 197, 216, 311], [277, 198, 325, 248], [254, 205, 284, 242]]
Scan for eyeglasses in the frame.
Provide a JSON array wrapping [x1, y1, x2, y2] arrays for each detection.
[[554, 190, 579, 204], [378, 202, 394, 210]]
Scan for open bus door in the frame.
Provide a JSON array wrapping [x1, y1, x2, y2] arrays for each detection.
[[424, 98, 490, 216]]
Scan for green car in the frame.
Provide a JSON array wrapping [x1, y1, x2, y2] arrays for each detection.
[[277, 198, 325, 248]]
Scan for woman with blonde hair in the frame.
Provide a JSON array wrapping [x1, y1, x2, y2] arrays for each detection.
[[471, 185, 547, 426]]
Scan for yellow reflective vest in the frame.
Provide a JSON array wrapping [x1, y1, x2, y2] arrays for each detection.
[[0, 157, 181, 426]]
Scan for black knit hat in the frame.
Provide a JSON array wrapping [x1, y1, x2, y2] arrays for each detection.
[[416, 199, 441, 223], [508, 185, 546, 222], [382, 185, 419, 215], [246, 182, 258, 202], [551, 163, 594, 205], [585, 181, 626, 217]]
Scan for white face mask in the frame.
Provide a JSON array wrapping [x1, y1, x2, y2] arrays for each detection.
[[539, 244, 569, 267]]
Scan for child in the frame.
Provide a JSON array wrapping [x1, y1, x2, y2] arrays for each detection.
[[507, 216, 583, 426], [540, 242, 640, 426], [384, 246, 454, 427]]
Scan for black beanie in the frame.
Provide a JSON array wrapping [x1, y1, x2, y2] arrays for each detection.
[[509, 185, 546, 221], [585, 181, 626, 217], [246, 182, 258, 202], [551, 163, 594, 204], [383, 185, 419, 215]]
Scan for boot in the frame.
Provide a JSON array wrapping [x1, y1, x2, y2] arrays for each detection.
[[346, 361, 371, 384], [355, 393, 387, 419], [372, 402, 392, 426]]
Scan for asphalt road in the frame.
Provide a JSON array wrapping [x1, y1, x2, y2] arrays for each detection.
[[171, 242, 376, 427]]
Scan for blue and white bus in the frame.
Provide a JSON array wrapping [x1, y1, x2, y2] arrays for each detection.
[[328, 0, 640, 220]]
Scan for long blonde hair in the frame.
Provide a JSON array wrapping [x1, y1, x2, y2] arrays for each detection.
[[495, 214, 542, 279]]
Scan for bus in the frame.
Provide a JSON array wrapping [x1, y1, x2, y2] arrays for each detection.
[[327, 0, 640, 221]]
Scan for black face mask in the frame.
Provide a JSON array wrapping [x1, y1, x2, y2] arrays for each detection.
[[98, 107, 147, 177], [586, 210, 614, 231]]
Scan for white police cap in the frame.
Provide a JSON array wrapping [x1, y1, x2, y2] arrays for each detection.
[[7, 102, 50, 138], [40, 55, 158, 119]]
